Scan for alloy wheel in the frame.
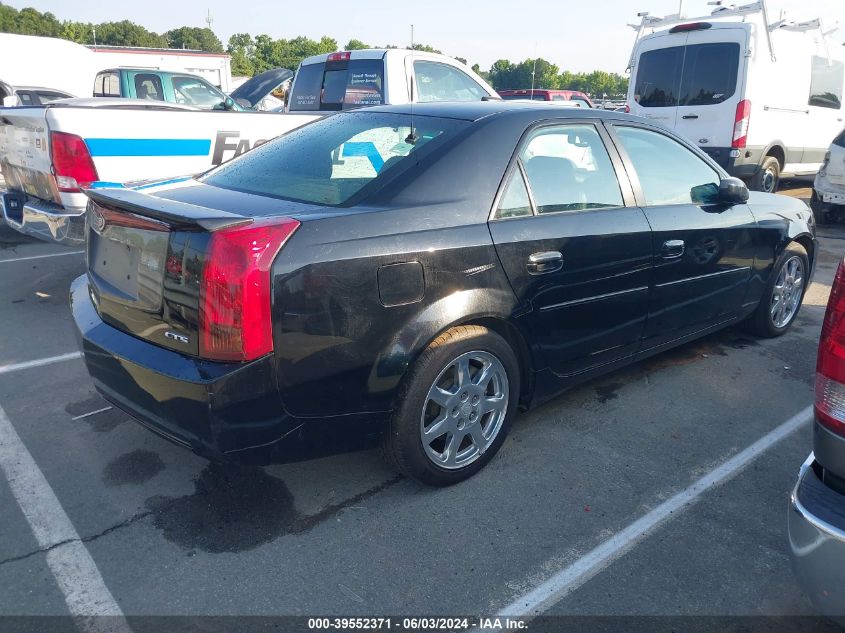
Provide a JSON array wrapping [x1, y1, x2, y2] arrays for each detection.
[[771, 256, 804, 328]]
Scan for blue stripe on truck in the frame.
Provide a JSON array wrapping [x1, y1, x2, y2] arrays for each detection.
[[84, 138, 211, 157]]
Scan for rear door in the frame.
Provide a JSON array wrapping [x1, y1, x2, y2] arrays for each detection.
[[488, 121, 653, 378], [630, 32, 687, 129], [675, 29, 747, 150], [609, 123, 757, 349]]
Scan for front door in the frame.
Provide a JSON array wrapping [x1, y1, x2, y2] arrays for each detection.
[[488, 121, 653, 378], [609, 123, 757, 350]]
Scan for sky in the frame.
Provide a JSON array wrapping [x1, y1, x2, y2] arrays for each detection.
[[6, 0, 843, 73]]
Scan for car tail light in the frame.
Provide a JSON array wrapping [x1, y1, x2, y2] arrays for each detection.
[[816, 258, 845, 436], [624, 103, 631, 113], [327, 51, 351, 62], [50, 131, 98, 192], [820, 151, 831, 177], [732, 100, 751, 149], [199, 218, 299, 362]]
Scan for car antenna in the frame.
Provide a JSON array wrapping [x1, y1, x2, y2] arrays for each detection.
[[406, 23, 419, 145]]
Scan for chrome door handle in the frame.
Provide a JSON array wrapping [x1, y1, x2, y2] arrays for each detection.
[[661, 239, 685, 259], [527, 251, 563, 275]]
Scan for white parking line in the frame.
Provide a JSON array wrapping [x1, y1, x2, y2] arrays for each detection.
[[0, 251, 84, 264], [497, 404, 814, 618], [70, 407, 112, 422], [0, 403, 130, 632], [0, 352, 82, 376]]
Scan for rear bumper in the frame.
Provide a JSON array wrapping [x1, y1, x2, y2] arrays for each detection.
[[788, 452, 845, 618], [0, 188, 85, 245], [70, 274, 384, 464], [700, 146, 762, 179], [814, 175, 845, 206]]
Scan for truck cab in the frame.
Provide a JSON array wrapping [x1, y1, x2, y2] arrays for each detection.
[[93, 68, 243, 111]]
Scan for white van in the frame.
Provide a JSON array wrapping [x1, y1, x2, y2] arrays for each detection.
[[627, 1, 844, 192]]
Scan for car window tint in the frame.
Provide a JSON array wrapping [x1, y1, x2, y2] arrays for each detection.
[[679, 43, 740, 106], [616, 126, 720, 206], [809, 56, 844, 110], [134, 74, 164, 101], [202, 112, 467, 207], [496, 169, 533, 219], [570, 96, 591, 107], [519, 124, 623, 213], [414, 61, 487, 102], [634, 47, 683, 107]]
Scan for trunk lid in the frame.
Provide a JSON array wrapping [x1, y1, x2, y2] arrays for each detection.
[[85, 187, 251, 357]]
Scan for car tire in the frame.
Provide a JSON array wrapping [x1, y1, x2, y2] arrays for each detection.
[[751, 156, 781, 193], [382, 325, 520, 487], [744, 242, 809, 338], [810, 191, 830, 225]]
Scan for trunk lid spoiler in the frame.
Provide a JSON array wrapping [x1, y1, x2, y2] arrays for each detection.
[[85, 188, 253, 232]]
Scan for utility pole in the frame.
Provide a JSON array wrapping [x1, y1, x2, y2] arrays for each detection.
[[411, 24, 414, 49], [205, 9, 213, 30], [92, 26, 97, 48]]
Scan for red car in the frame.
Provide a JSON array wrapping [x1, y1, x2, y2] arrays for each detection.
[[498, 89, 593, 108]]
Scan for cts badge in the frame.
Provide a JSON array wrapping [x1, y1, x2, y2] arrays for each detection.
[[90, 206, 106, 233], [165, 331, 189, 344]]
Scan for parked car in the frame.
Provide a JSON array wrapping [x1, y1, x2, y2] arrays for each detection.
[[71, 102, 815, 486], [627, 2, 844, 193], [0, 82, 74, 107], [498, 89, 593, 107], [788, 256, 845, 621], [0, 49, 498, 245], [810, 129, 845, 224], [93, 68, 247, 111]]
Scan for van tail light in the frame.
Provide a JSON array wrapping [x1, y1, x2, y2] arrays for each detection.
[[669, 22, 713, 33], [50, 131, 99, 193], [816, 258, 845, 437], [327, 51, 351, 62], [732, 100, 751, 149], [199, 218, 300, 362]]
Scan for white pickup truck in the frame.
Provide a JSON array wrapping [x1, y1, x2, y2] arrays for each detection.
[[0, 49, 497, 244]]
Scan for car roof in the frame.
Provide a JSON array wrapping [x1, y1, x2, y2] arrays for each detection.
[[358, 100, 644, 124]]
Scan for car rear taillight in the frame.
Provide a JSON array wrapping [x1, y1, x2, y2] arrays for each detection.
[[199, 218, 300, 362], [820, 151, 831, 177], [50, 131, 98, 193], [669, 22, 712, 33], [327, 51, 352, 62], [732, 100, 751, 149], [816, 258, 845, 436]]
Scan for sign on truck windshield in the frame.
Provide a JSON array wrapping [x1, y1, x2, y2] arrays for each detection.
[[290, 59, 384, 111]]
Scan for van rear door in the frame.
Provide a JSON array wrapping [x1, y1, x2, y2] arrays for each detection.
[[630, 32, 687, 128], [675, 27, 747, 150]]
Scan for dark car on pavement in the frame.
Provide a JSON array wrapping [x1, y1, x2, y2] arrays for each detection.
[[71, 102, 816, 486], [789, 257, 845, 620]]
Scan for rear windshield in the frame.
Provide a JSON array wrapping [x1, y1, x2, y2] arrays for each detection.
[[289, 59, 385, 111], [635, 42, 740, 107], [200, 112, 468, 206]]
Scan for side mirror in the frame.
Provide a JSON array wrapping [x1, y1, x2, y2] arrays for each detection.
[[222, 96, 236, 111], [718, 177, 749, 205]]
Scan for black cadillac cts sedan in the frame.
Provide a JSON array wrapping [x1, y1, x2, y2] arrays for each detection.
[[72, 102, 816, 486]]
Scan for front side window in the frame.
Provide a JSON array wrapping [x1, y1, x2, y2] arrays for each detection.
[[414, 61, 487, 102], [809, 56, 844, 110], [615, 126, 720, 206], [172, 76, 226, 108], [201, 112, 467, 207], [134, 74, 164, 101], [518, 124, 623, 214]]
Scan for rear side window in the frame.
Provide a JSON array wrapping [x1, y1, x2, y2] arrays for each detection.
[[834, 130, 845, 148], [809, 56, 844, 110], [615, 126, 720, 206], [519, 124, 623, 213], [289, 60, 384, 111], [94, 72, 120, 97], [134, 74, 164, 101], [635, 43, 739, 107], [414, 61, 487, 102], [201, 112, 467, 206]]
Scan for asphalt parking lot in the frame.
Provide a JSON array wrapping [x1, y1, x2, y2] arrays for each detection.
[[0, 183, 842, 627]]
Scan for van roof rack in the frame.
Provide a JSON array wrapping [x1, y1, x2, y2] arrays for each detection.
[[626, 0, 831, 70]]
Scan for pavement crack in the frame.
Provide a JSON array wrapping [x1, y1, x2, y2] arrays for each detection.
[[80, 509, 153, 544], [0, 538, 75, 567]]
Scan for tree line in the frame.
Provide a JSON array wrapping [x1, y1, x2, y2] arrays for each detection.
[[0, 2, 628, 97]]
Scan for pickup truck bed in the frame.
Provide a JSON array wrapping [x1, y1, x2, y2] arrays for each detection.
[[0, 99, 322, 244]]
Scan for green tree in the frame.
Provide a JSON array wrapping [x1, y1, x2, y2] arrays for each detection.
[[93, 20, 167, 47], [164, 26, 223, 52], [227, 33, 255, 76], [344, 38, 369, 50]]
